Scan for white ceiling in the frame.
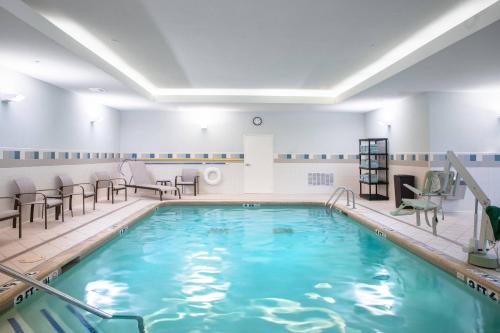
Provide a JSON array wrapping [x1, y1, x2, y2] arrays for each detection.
[[21, 0, 469, 89], [0, 0, 499, 112]]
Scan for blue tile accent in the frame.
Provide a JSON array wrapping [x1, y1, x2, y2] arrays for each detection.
[[495, 154, 500, 161], [7, 318, 24, 333], [132, 153, 137, 159], [41, 309, 66, 333], [14, 151, 20, 160], [76, 153, 81, 159], [339, 154, 344, 160], [149, 153, 155, 158], [186, 153, 191, 158], [85, 153, 91, 159], [321, 154, 327, 160], [424, 154, 429, 161], [286, 154, 292, 159], [304, 154, 309, 159], [66, 305, 98, 333], [167, 153, 173, 158], [204, 153, 209, 158], [469, 154, 476, 161], [50, 152, 56, 160], [33, 151, 39, 160]]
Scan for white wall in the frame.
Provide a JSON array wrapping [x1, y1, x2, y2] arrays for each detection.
[[364, 94, 429, 153], [427, 91, 500, 210], [0, 66, 121, 151], [120, 110, 365, 153], [428, 92, 500, 153], [0, 66, 122, 212]]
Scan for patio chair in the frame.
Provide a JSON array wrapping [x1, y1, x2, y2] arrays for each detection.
[[57, 175, 96, 215], [95, 171, 127, 204], [13, 177, 64, 229], [391, 170, 454, 235], [175, 169, 199, 196], [127, 161, 181, 199], [0, 196, 22, 238]]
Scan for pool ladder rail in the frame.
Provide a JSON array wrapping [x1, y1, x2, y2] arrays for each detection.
[[325, 186, 356, 212], [0, 264, 145, 333]]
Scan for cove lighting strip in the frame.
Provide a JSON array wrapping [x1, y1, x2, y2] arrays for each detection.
[[43, 0, 499, 100]]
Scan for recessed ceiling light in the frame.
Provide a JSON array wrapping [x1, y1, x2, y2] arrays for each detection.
[[89, 87, 106, 93], [0, 91, 25, 102], [42, 0, 499, 101]]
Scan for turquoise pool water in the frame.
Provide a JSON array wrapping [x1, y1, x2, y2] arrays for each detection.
[[1, 205, 498, 333]]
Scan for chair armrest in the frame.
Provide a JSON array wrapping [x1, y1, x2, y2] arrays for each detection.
[[109, 177, 127, 186], [38, 188, 63, 195], [403, 184, 423, 196], [156, 180, 172, 186], [16, 192, 47, 203], [74, 182, 96, 192], [0, 196, 22, 205]]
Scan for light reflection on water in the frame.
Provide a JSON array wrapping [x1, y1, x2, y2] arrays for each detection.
[[8, 205, 498, 333]]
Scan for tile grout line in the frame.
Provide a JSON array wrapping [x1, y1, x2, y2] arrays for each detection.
[[355, 201, 465, 247], [0, 199, 146, 265]]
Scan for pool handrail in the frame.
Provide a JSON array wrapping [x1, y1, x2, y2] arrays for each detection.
[[325, 186, 356, 211], [0, 263, 145, 333]]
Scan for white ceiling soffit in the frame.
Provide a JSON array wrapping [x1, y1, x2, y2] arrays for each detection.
[[0, 0, 500, 104]]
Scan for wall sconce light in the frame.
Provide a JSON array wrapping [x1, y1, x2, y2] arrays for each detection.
[[0, 91, 25, 103], [90, 116, 103, 124], [377, 121, 391, 128]]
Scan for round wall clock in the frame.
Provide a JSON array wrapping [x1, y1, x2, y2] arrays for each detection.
[[252, 116, 263, 126]]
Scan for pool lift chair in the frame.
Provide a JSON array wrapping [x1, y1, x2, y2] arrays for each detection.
[[442, 151, 500, 269], [391, 170, 455, 235]]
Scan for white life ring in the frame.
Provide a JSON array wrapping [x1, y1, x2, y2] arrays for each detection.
[[203, 167, 222, 185]]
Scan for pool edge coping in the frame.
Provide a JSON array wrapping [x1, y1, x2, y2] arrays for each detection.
[[0, 200, 498, 314], [333, 204, 500, 303]]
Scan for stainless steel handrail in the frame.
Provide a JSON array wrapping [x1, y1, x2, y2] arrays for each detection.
[[325, 186, 356, 212], [0, 264, 145, 333], [325, 186, 346, 206]]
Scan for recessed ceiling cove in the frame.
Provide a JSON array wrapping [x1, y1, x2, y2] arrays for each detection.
[[4, 0, 500, 103]]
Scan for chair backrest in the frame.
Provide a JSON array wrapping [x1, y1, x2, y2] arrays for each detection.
[[95, 171, 111, 188], [181, 169, 198, 182], [422, 171, 455, 195], [57, 174, 74, 196], [13, 177, 37, 204], [129, 161, 152, 185]]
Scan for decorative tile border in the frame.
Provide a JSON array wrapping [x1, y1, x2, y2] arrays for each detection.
[[274, 153, 359, 163], [430, 152, 500, 168], [1, 148, 499, 167], [0, 148, 121, 168]]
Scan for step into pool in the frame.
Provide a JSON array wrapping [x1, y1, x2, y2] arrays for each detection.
[[0, 205, 498, 332]]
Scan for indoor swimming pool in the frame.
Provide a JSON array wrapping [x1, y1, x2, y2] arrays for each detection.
[[0, 205, 498, 333]]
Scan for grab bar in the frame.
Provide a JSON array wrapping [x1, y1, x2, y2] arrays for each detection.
[[325, 186, 356, 212], [0, 264, 145, 333]]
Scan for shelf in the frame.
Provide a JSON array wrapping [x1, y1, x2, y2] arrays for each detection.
[[360, 194, 389, 201], [359, 138, 389, 201], [359, 167, 388, 170], [359, 180, 388, 185]]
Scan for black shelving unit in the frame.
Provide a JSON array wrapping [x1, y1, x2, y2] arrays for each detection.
[[359, 138, 389, 200]]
